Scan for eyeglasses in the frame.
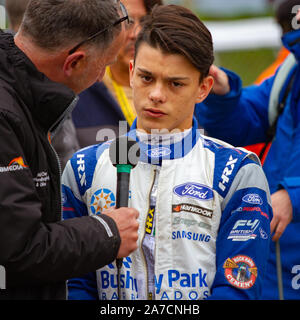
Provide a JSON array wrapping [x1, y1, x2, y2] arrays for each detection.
[[68, 1, 129, 55]]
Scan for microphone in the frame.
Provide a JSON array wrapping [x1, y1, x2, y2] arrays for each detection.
[[109, 136, 140, 269]]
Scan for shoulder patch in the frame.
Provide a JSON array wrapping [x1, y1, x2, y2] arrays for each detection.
[[70, 144, 100, 196], [201, 135, 260, 199], [213, 146, 250, 198]]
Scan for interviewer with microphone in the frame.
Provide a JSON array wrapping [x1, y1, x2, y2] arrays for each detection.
[[0, 0, 139, 300], [62, 4, 273, 300]]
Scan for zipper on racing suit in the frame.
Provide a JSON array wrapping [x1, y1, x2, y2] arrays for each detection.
[[141, 167, 159, 300]]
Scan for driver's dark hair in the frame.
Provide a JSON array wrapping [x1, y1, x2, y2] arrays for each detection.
[[135, 4, 214, 81]]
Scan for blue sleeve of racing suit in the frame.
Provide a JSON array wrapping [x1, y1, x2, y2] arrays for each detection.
[[208, 158, 273, 299], [67, 272, 98, 300], [195, 68, 275, 147]]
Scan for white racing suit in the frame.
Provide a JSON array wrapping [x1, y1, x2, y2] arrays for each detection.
[[62, 118, 272, 300]]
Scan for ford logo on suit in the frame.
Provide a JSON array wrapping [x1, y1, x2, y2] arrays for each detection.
[[173, 183, 214, 201]]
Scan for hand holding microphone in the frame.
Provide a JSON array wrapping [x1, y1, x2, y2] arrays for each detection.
[[102, 207, 139, 258]]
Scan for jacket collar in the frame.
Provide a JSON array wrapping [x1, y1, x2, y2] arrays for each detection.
[[282, 29, 300, 61], [0, 31, 77, 133], [128, 117, 201, 164]]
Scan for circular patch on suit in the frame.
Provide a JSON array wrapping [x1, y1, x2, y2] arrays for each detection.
[[223, 255, 257, 289], [90, 188, 116, 214]]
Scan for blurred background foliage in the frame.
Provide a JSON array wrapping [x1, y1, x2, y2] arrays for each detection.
[[165, 0, 282, 86], [215, 48, 278, 86]]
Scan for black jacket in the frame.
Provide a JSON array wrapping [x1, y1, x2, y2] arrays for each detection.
[[52, 115, 80, 171], [0, 32, 121, 300]]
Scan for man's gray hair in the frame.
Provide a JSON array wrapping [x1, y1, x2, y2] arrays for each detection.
[[20, 0, 121, 51]]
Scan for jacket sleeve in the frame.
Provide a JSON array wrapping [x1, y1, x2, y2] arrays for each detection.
[[279, 123, 300, 222], [208, 157, 273, 299], [0, 111, 121, 286], [195, 68, 274, 147], [51, 115, 80, 171]]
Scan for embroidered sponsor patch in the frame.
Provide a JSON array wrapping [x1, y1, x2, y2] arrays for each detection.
[[172, 230, 211, 242], [33, 171, 50, 188], [146, 147, 171, 158], [242, 194, 263, 205], [0, 156, 28, 173], [227, 219, 260, 242], [218, 155, 238, 192], [173, 183, 214, 201], [77, 154, 86, 187], [231, 206, 269, 220], [223, 255, 257, 289], [90, 188, 116, 214], [172, 203, 213, 219], [172, 216, 211, 231], [145, 206, 155, 235]]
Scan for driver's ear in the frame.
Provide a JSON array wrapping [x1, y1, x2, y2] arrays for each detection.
[[195, 75, 214, 103]]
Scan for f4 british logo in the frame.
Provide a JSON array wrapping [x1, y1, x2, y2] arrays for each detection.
[[227, 219, 260, 242]]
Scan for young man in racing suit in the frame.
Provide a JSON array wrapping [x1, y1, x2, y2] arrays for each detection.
[[62, 5, 272, 300]]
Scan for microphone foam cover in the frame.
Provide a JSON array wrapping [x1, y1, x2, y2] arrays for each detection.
[[109, 136, 140, 168]]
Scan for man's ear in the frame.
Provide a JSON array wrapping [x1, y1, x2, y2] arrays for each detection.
[[63, 51, 86, 77], [129, 60, 134, 88], [196, 75, 214, 103]]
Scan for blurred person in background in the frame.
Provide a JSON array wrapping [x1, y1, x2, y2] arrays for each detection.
[[5, 0, 30, 33], [255, 0, 296, 84], [245, 0, 297, 160], [72, 0, 163, 148], [0, 0, 139, 300], [195, 1, 300, 299]]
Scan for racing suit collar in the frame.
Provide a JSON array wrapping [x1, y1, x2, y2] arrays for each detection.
[[136, 127, 192, 146], [282, 29, 300, 61], [128, 117, 201, 164]]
